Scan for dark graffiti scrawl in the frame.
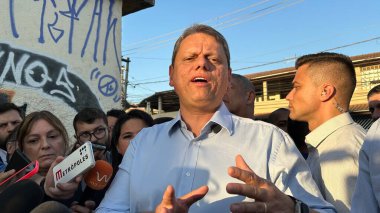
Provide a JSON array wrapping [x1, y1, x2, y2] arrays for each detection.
[[0, 43, 100, 111]]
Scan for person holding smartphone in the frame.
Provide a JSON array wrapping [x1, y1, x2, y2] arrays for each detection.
[[17, 110, 94, 213], [73, 108, 111, 163]]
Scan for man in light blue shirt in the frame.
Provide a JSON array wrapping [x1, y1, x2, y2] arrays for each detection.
[[97, 24, 334, 213]]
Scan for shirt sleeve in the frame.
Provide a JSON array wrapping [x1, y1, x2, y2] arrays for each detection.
[[269, 129, 336, 213], [351, 120, 380, 212], [95, 138, 137, 213]]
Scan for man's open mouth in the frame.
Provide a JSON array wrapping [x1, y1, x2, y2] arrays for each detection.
[[192, 77, 208, 83]]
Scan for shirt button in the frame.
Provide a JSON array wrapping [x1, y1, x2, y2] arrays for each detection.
[[185, 172, 191, 176]]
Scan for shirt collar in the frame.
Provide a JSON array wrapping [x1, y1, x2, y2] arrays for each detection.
[[306, 112, 354, 147], [168, 103, 234, 136]]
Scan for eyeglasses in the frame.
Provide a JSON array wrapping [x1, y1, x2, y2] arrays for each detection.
[[77, 127, 106, 143]]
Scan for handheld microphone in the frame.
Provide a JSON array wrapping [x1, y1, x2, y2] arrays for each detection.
[[79, 160, 113, 206]]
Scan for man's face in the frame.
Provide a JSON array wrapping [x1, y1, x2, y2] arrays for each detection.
[[368, 93, 380, 121], [75, 118, 109, 160], [271, 111, 290, 132], [169, 33, 231, 111], [286, 64, 320, 122], [223, 77, 245, 115], [0, 110, 22, 147]]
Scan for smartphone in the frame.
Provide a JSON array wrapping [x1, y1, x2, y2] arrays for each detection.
[[53, 142, 95, 186], [0, 160, 39, 187], [5, 149, 31, 172], [91, 141, 106, 151]]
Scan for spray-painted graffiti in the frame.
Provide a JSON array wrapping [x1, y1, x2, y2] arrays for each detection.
[[7, 0, 120, 71], [0, 43, 100, 111], [90, 68, 121, 103]]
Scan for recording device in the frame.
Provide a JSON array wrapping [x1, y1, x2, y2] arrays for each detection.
[[5, 149, 31, 172], [79, 160, 113, 205], [53, 142, 95, 186], [91, 141, 107, 151], [0, 160, 39, 187]]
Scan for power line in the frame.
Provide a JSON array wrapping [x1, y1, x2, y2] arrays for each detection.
[[122, 0, 301, 55], [123, 0, 274, 51], [234, 36, 380, 72], [125, 36, 380, 87]]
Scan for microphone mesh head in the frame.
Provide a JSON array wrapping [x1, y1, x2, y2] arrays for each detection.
[[84, 160, 113, 190]]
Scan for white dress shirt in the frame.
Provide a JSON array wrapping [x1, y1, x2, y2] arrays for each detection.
[[306, 144, 324, 196], [351, 119, 380, 212], [97, 103, 335, 213], [306, 112, 365, 213]]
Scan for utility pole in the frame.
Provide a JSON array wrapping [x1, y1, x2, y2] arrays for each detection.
[[121, 57, 131, 108]]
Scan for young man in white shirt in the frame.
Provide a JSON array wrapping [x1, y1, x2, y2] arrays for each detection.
[[286, 52, 366, 212]]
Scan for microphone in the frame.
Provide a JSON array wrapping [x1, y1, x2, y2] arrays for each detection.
[[0, 179, 44, 213], [79, 160, 113, 206]]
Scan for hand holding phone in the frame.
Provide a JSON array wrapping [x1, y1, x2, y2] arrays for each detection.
[[43, 156, 82, 200], [5, 149, 31, 172], [53, 142, 95, 186], [0, 160, 39, 190]]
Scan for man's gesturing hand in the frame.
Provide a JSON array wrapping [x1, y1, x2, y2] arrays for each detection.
[[155, 185, 209, 213], [226, 155, 295, 213]]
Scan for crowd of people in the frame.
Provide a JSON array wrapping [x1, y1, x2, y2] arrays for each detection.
[[1, 24, 380, 212]]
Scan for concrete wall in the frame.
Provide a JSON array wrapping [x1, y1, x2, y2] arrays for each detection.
[[0, 0, 122, 140]]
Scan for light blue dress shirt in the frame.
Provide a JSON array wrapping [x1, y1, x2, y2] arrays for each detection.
[[351, 119, 380, 212], [97, 103, 335, 213]]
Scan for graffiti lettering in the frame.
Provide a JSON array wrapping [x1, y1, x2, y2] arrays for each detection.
[[48, 12, 65, 43], [0, 43, 100, 111], [50, 67, 75, 103], [60, 0, 89, 53], [103, 0, 120, 71], [9, 0, 19, 38], [24, 60, 52, 87], [81, 0, 102, 61], [8, 0, 118, 67]]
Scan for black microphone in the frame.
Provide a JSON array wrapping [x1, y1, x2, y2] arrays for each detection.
[[0, 179, 44, 213]]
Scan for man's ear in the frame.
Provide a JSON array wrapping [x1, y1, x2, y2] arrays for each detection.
[[320, 84, 335, 101], [247, 91, 256, 104], [169, 65, 174, 87]]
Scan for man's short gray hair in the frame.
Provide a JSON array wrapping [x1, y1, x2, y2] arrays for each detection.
[[171, 24, 231, 69]]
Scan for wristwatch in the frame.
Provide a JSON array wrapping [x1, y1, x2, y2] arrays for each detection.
[[289, 196, 310, 213]]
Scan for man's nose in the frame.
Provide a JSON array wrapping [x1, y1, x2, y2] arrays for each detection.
[[286, 89, 294, 101], [196, 57, 211, 71]]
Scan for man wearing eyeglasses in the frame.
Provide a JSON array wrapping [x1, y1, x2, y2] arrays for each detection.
[[73, 108, 111, 162]]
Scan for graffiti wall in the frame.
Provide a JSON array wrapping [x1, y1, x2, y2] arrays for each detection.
[[0, 0, 122, 140]]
